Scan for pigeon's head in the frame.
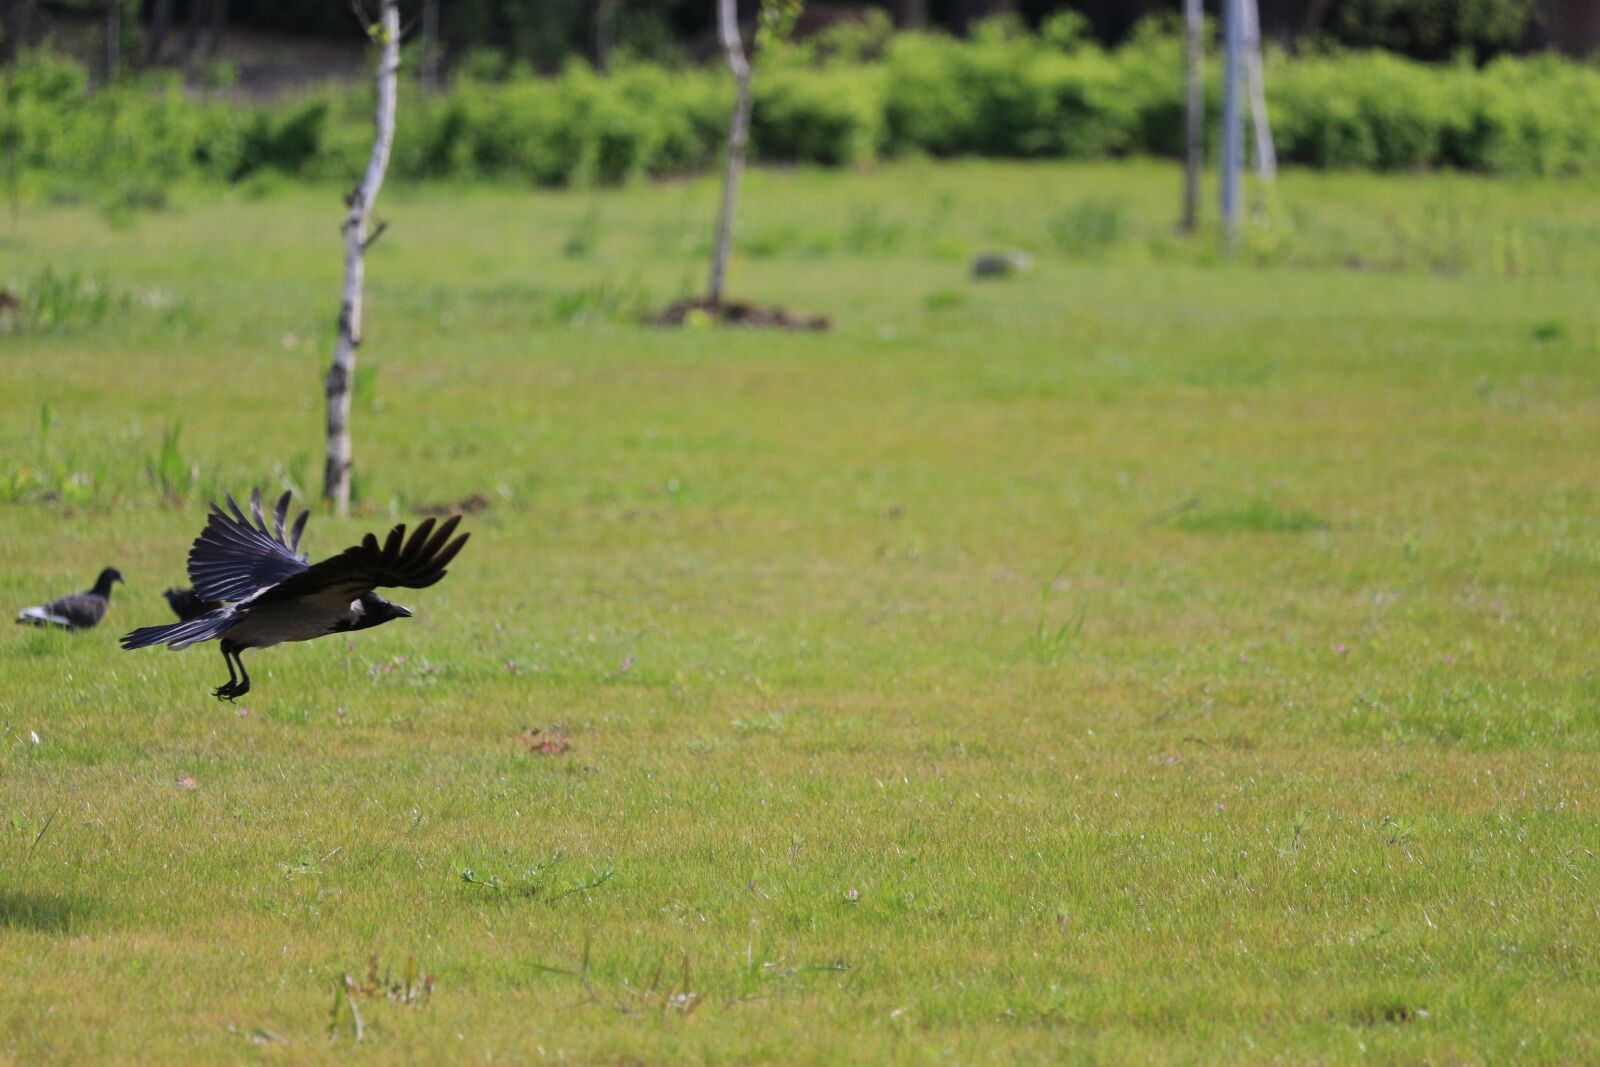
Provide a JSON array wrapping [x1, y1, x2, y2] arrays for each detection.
[[95, 567, 125, 595], [353, 592, 413, 631]]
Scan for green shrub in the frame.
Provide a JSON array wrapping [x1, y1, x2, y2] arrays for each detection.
[[883, 28, 1134, 159], [230, 100, 328, 180], [752, 64, 883, 166], [6, 21, 1600, 190], [882, 33, 980, 156]]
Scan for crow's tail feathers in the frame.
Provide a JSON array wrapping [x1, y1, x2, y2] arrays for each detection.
[[121, 605, 237, 651]]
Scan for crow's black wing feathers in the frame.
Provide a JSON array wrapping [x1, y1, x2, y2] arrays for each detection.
[[187, 489, 311, 603], [121, 604, 238, 651], [254, 515, 469, 605]]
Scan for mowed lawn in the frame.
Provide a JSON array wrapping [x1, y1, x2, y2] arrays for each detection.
[[1, 160, 1599, 1063]]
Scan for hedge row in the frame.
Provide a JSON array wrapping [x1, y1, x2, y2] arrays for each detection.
[[7, 22, 1600, 190]]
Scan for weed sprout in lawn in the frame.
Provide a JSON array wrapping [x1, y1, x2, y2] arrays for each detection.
[[146, 421, 194, 504], [1049, 196, 1128, 259], [1034, 565, 1088, 665]]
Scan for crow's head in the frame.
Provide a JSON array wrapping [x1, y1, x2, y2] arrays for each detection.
[[95, 568, 125, 596], [351, 592, 413, 631]]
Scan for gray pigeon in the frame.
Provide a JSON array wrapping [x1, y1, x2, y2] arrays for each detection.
[[16, 568, 124, 630]]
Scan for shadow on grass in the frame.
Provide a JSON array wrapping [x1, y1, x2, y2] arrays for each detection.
[[0, 890, 96, 933]]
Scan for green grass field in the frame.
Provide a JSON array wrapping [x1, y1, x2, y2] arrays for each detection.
[[2, 160, 1599, 1063]]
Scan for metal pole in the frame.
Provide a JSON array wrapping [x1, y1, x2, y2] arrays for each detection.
[[1221, 0, 1244, 251]]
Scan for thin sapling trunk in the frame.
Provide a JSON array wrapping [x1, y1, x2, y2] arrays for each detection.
[[1181, 0, 1203, 233], [420, 0, 440, 95], [707, 0, 752, 308], [1243, 0, 1277, 185], [146, 0, 174, 65], [103, 0, 121, 85], [323, 0, 400, 514]]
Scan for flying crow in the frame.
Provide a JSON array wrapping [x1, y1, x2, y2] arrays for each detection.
[[121, 489, 469, 700], [15, 567, 124, 630]]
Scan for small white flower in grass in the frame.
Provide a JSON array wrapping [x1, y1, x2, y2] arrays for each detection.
[[28, 730, 40, 745]]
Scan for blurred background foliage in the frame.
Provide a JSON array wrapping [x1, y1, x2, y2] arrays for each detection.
[[2, 9, 1597, 205], [1, 0, 1580, 72]]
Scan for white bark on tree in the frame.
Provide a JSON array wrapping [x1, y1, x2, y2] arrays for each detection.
[[707, 0, 751, 307], [324, 0, 400, 514], [1243, 0, 1277, 183], [1221, 0, 1244, 252], [1181, 0, 1203, 232]]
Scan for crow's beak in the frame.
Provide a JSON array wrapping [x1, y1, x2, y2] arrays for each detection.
[[394, 604, 413, 618]]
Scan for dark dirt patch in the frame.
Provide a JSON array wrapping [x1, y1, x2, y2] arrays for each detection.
[[518, 728, 571, 755], [652, 297, 830, 332], [417, 492, 490, 518]]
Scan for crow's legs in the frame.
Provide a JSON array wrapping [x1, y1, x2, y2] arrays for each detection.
[[232, 648, 251, 698], [212, 640, 251, 701]]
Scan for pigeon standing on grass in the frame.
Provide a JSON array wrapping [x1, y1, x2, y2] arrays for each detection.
[[122, 489, 469, 701], [15, 568, 124, 630]]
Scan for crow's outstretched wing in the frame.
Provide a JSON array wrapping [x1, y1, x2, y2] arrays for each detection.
[[187, 489, 311, 604], [252, 515, 469, 606]]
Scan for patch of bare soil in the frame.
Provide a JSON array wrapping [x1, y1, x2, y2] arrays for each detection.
[[416, 492, 490, 518], [652, 297, 831, 332]]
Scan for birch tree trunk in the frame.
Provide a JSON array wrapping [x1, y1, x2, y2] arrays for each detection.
[[1243, 0, 1277, 184], [1299, 0, 1335, 42], [202, 0, 227, 58], [595, 0, 618, 72], [420, 0, 440, 94], [706, 0, 751, 308], [146, 0, 174, 65], [0, 0, 37, 63], [181, 0, 204, 60], [890, 0, 927, 29], [1181, 0, 1203, 232], [324, 0, 400, 514], [1220, 0, 1243, 251], [103, 0, 120, 85]]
